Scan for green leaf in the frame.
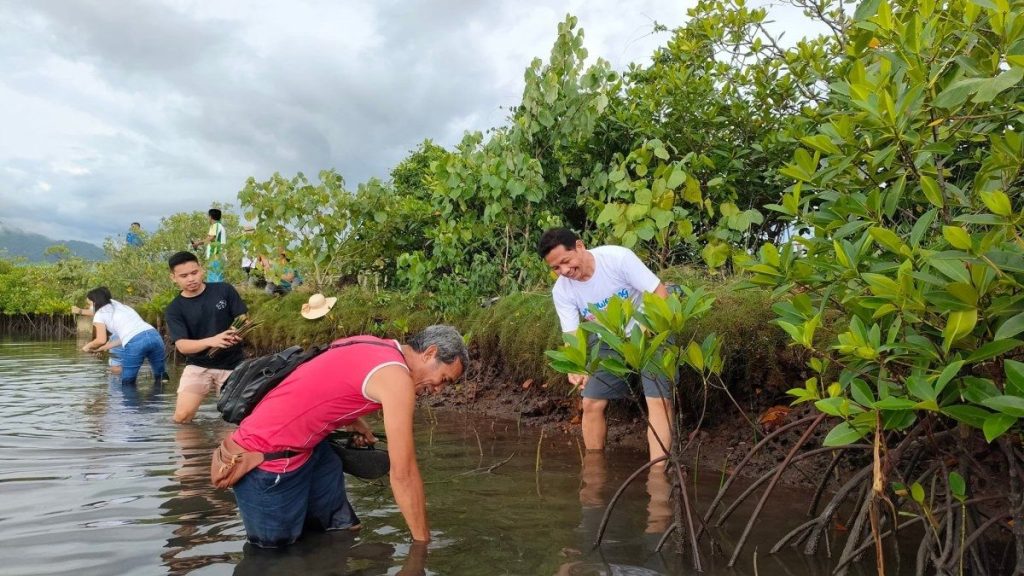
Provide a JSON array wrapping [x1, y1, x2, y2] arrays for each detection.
[[854, 0, 882, 20], [701, 242, 730, 269], [1006, 360, 1024, 397], [973, 68, 1024, 103], [815, 397, 846, 417], [869, 227, 907, 254], [930, 258, 971, 284], [942, 308, 977, 351], [823, 421, 869, 446], [666, 166, 686, 189], [980, 190, 1013, 217], [983, 413, 1016, 443], [910, 209, 938, 247], [683, 177, 702, 204], [933, 77, 985, 109], [686, 341, 704, 371], [873, 397, 918, 410], [851, 378, 875, 406], [906, 373, 935, 403], [941, 405, 990, 429], [949, 472, 966, 501], [962, 377, 1000, 404], [964, 339, 1023, 363], [935, 360, 964, 396], [995, 312, 1024, 341], [942, 226, 972, 250], [801, 135, 842, 155], [981, 395, 1024, 417], [911, 482, 926, 504], [921, 176, 944, 208]]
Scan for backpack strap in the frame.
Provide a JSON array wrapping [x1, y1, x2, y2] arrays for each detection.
[[324, 339, 399, 353]]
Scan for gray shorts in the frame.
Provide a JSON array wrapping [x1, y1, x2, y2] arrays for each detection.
[[583, 340, 672, 399]]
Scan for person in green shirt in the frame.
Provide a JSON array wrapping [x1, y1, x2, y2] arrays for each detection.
[[191, 209, 227, 282]]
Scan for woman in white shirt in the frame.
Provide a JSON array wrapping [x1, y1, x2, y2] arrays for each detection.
[[81, 287, 167, 385]]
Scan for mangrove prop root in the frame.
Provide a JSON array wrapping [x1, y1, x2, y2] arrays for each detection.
[[916, 526, 934, 576], [770, 517, 823, 554], [672, 460, 703, 572], [1001, 435, 1024, 576], [792, 463, 875, 556], [698, 414, 819, 539], [655, 522, 680, 554], [726, 413, 826, 567], [834, 485, 873, 576], [716, 445, 869, 529], [827, 496, 1006, 575], [808, 450, 845, 517]]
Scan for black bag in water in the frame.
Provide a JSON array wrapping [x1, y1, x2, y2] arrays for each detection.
[[217, 339, 396, 424], [328, 431, 391, 480]]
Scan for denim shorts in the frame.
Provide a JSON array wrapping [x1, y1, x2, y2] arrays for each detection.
[[232, 440, 359, 548]]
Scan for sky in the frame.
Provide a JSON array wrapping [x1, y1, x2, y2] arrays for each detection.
[[0, 0, 815, 245]]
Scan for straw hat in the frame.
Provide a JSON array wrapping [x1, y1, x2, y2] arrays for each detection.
[[301, 293, 337, 320]]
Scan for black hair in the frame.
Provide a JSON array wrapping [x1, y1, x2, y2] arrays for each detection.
[[86, 286, 113, 313], [537, 227, 579, 258], [208, 208, 222, 221], [130, 222, 140, 228], [168, 251, 199, 271]]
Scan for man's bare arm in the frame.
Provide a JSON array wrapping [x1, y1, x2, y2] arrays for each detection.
[[366, 365, 430, 542]]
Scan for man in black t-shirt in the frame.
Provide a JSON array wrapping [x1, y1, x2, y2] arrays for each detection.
[[165, 251, 248, 423]]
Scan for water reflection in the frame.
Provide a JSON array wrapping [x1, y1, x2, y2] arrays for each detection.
[[233, 536, 428, 575], [563, 452, 679, 575], [160, 425, 242, 575], [0, 339, 895, 575]]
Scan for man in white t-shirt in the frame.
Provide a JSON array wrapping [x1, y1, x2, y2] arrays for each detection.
[[538, 227, 672, 462]]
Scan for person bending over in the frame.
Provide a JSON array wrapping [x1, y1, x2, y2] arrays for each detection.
[[223, 325, 467, 547]]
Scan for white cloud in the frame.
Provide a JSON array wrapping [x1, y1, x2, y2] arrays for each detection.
[[0, 0, 818, 245]]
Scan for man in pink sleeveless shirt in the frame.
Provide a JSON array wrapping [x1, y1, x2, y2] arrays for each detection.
[[230, 325, 468, 548]]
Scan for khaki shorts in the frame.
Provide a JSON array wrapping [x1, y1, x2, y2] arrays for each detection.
[[178, 365, 232, 396]]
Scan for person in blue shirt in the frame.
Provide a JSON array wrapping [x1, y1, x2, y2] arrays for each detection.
[[125, 222, 144, 248]]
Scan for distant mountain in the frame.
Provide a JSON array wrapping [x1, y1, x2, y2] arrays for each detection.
[[0, 223, 106, 262]]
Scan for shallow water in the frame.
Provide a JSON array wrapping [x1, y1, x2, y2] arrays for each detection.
[[0, 338, 895, 575]]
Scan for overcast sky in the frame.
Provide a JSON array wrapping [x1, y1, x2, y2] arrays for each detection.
[[0, 0, 814, 245]]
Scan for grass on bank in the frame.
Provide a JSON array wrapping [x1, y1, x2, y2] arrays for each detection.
[[169, 270, 797, 424]]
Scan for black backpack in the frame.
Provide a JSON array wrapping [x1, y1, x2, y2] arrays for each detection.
[[217, 340, 393, 424]]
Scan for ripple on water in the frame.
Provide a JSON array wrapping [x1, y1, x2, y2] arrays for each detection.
[[0, 339, 891, 576]]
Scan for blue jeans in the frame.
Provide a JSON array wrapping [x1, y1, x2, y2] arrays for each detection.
[[233, 440, 359, 548], [108, 344, 124, 368], [120, 329, 166, 385]]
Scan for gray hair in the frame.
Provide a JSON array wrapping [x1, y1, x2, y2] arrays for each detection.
[[408, 325, 469, 367]]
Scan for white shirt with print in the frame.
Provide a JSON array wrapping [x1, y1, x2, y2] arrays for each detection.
[[552, 245, 661, 333]]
